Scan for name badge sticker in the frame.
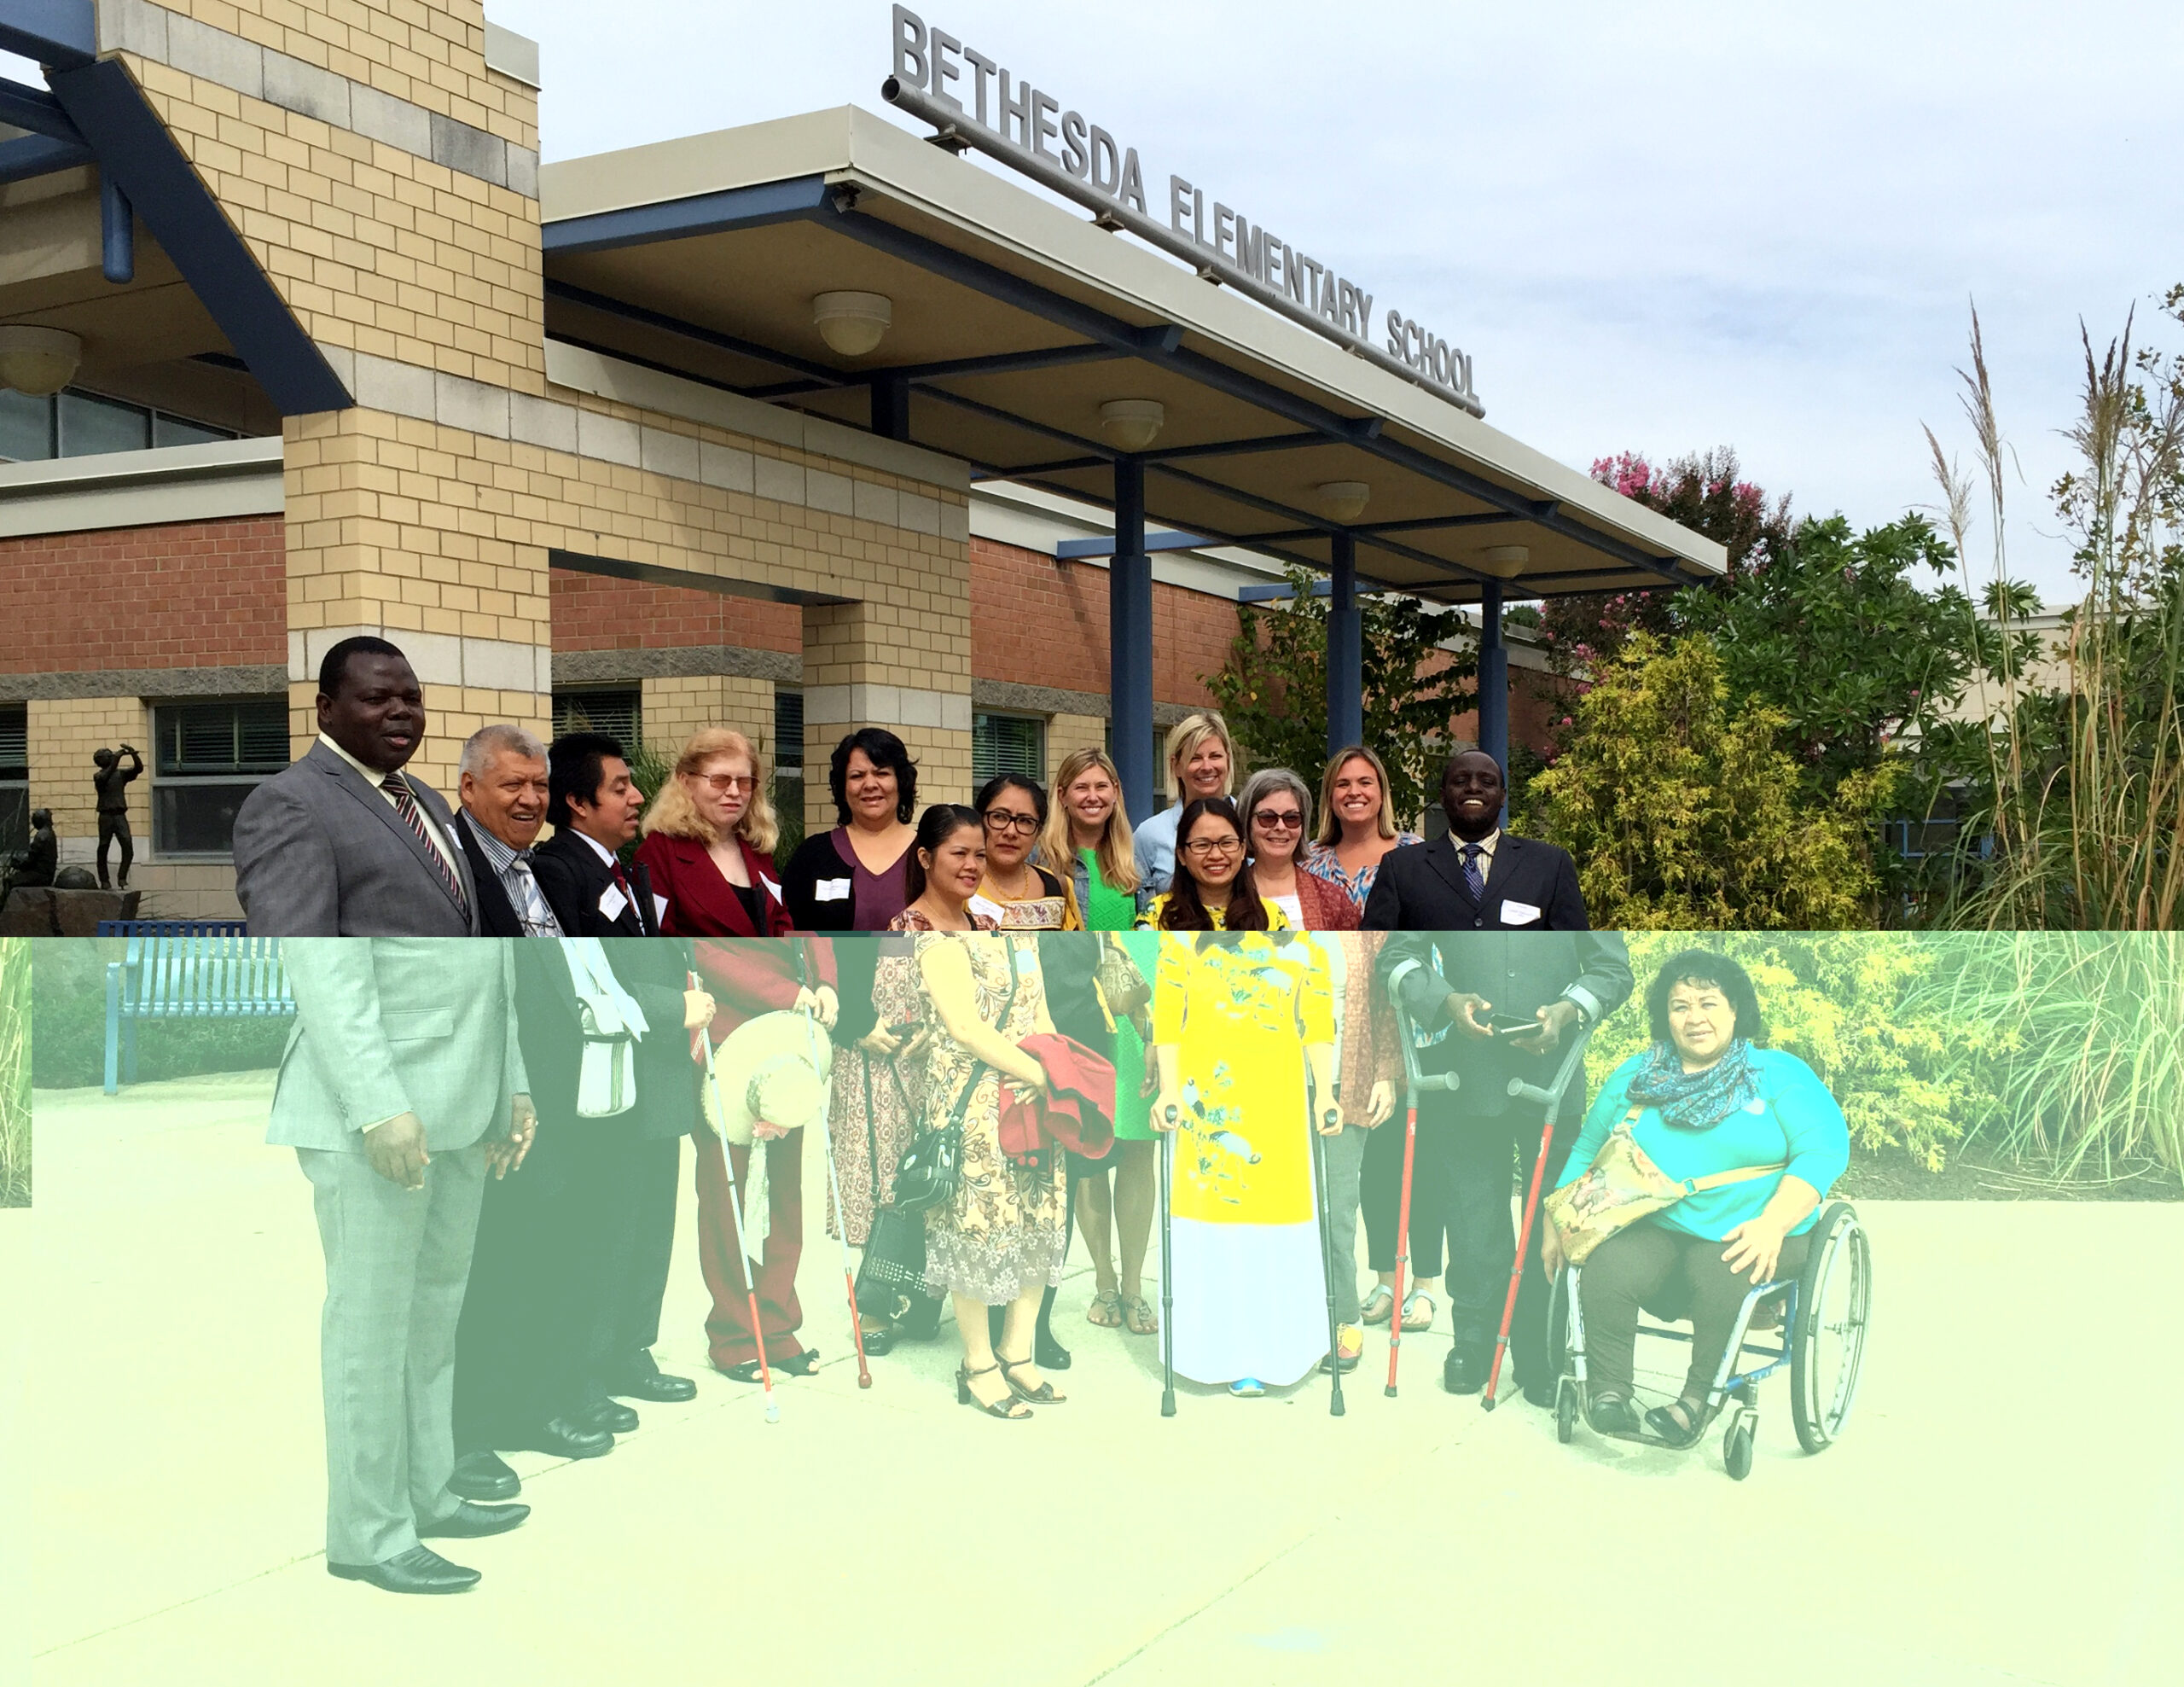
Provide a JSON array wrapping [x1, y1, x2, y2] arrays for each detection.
[[816, 878, 852, 903], [598, 883, 630, 922], [1500, 899, 1542, 926]]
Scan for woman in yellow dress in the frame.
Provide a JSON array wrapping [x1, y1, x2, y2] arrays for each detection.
[[1142, 798, 1343, 1393]]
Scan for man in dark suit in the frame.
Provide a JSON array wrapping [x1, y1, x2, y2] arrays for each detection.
[[532, 732, 706, 1416], [1367, 749, 1633, 1403], [233, 637, 479, 937], [531, 731, 659, 937]]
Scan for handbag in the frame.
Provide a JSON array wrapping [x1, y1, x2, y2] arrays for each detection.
[[888, 935, 1021, 1214], [1092, 932, 1151, 1021], [853, 1055, 926, 1316], [1542, 1107, 1786, 1267]]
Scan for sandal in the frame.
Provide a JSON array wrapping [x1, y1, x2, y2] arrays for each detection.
[[1087, 1288, 1124, 1329], [1320, 1323, 1363, 1374], [1361, 1286, 1395, 1326], [1645, 1397, 1715, 1449], [957, 1362, 1031, 1420], [1120, 1293, 1159, 1335], [1400, 1291, 1436, 1332], [999, 1354, 1066, 1404], [1228, 1377, 1267, 1398]]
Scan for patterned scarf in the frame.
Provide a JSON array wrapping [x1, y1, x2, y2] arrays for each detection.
[[1625, 1038, 1761, 1131]]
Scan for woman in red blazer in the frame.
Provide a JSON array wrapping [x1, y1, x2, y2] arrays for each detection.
[[636, 730, 839, 1377]]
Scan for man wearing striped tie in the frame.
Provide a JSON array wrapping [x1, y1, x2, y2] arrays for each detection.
[[234, 635, 481, 939]]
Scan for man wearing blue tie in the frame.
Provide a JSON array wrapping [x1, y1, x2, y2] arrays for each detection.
[[1363, 749, 1632, 1403]]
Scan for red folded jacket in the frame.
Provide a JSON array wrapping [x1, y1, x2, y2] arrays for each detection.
[[998, 1032, 1117, 1165]]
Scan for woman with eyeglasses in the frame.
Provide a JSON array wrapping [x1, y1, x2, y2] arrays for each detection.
[[968, 773, 1083, 931], [1139, 797, 1343, 1396], [1137, 796, 1283, 934], [636, 730, 838, 1382], [1237, 768, 1399, 1374], [636, 728, 794, 937]]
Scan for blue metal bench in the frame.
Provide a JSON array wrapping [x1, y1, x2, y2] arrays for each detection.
[[103, 925, 293, 1094]]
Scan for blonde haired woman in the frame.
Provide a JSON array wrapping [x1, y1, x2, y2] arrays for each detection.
[[1132, 711, 1238, 894], [1039, 746, 1162, 1338], [636, 728, 793, 937], [1304, 744, 1421, 911]]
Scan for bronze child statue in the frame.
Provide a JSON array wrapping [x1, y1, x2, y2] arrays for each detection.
[[92, 743, 142, 889]]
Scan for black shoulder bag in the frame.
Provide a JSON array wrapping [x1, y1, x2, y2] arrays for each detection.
[[887, 936, 1020, 1215]]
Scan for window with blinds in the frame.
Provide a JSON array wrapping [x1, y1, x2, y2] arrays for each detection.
[[973, 712, 1045, 787], [772, 687, 805, 858], [0, 703, 26, 854], [0, 386, 239, 463], [151, 697, 291, 856], [552, 689, 642, 753]]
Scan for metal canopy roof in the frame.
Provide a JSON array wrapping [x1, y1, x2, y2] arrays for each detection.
[[538, 107, 1724, 604]]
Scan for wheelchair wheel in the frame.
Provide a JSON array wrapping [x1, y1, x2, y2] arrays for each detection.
[[1555, 1379, 1577, 1445], [1791, 1201, 1871, 1453], [1723, 1411, 1754, 1480]]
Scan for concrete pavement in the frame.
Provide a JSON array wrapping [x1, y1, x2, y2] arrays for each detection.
[[21, 1071, 2184, 1687]]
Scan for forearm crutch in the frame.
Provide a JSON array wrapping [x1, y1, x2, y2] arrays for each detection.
[[1158, 1116, 1176, 1418], [1385, 969, 1458, 1399], [1483, 1027, 1593, 1412], [693, 971, 779, 1424], [1305, 1067, 1346, 1418], [802, 999, 872, 1389]]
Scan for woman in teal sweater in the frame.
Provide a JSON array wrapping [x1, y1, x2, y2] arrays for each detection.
[[1546, 950, 1850, 1446]]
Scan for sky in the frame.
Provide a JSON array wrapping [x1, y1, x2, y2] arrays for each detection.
[[18, 3, 2180, 602], [483, 0, 2183, 604]]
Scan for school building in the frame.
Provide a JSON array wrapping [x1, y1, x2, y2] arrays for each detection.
[[0, 0, 1722, 917]]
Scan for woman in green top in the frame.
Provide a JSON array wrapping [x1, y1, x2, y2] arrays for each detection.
[[1548, 950, 1850, 1445], [1038, 747, 1160, 1335]]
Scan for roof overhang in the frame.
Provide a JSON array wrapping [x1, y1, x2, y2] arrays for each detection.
[[538, 106, 1726, 604]]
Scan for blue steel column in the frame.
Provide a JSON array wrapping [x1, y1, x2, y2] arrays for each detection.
[[1325, 530, 1362, 759], [1476, 581, 1508, 777], [1111, 455, 1155, 823]]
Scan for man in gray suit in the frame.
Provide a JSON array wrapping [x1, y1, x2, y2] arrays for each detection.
[[273, 937, 538, 1594], [232, 636, 478, 937]]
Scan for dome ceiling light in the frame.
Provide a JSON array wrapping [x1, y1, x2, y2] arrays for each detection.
[[1316, 481, 1370, 523], [0, 325, 83, 396], [812, 292, 892, 358], [1098, 398, 1165, 452]]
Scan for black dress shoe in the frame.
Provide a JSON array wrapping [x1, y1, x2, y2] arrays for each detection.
[[609, 1370, 697, 1403], [328, 1544, 479, 1595], [449, 1451, 520, 1502], [1036, 1329, 1073, 1371], [578, 1398, 640, 1434], [511, 1416, 614, 1459], [1443, 1347, 1486, 1395], [420, 1500, 531, 1540], [1521, 1377, 1557, 1409]]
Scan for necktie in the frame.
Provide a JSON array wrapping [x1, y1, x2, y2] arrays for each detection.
[[380, 772, 469, 914], [609, 859, 645, 933], [508, 852, 558, 936], [1460, 842, 1486, 901]]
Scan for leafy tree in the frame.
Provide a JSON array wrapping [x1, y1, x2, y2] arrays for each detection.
[[1525, 632, 1892, 928], [1537, 447, 1796, 673], [1203, 561, 1473, 825]]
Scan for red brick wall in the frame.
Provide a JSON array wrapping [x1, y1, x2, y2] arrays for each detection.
[[0, 517, 286, 672], [549, 569, 803, 653], [971, 537, 1238, 707]]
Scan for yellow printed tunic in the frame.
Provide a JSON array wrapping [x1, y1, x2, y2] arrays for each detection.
[[1153, 929, 1336, 1387]]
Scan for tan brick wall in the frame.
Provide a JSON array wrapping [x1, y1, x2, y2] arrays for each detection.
[[115, 860, 247, 920], [26, 696, 153, 863], [640, 675, 775, 765], [1046, 712, 1108, 783], [121, 0, 546, 393]]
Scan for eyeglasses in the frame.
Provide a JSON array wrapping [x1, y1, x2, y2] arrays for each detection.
[[1252, 810, 1304, 830], [1182, 836, 1243, 858], [982, 811, 1040, 835], [697, 773, 757, 794]]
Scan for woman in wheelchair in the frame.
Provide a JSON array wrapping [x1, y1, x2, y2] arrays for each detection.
[[1542, 951, 1850, 1447]]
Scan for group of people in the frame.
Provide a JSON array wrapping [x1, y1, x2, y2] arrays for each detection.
[[233, 635, 1850, 1597]]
